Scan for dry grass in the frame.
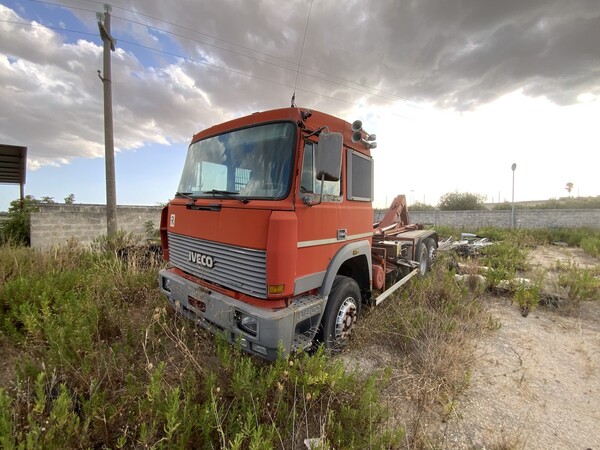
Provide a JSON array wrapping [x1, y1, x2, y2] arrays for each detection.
[[346, 254, 489, 448], [0, 242, 403, 448]]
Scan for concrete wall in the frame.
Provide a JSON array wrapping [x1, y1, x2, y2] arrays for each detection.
[[407, 209, 600, 229], [31, 204, 162, 249], [30, 204, 600, 249]]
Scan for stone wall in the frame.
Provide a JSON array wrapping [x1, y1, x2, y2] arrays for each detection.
[[30, 204, 162, 249], [407, 209, 600, 229], [30, 204, 600, 249]]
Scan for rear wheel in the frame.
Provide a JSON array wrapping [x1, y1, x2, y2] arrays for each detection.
[[416, 242, 430, 275], [319, 276, 361, 351], [417, 238, 437, 276]]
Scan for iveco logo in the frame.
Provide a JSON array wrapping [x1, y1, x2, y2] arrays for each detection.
[[188, 251, 214, 268]]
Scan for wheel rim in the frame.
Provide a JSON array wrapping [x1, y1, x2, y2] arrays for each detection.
[[428, 244, 437, 265], [419, 246, 428, 274], [334, 297, 357, 341]]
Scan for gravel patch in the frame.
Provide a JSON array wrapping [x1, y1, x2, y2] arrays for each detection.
[[438, 246, 600, 449]]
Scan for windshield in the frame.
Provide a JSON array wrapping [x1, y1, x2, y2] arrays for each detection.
[[177, 122, 295, 200]]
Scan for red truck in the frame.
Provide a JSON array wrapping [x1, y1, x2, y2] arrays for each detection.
[[159, 107, 437, 360]]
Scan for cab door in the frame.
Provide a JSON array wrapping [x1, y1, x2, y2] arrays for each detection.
[[294, 141, 345, 294]]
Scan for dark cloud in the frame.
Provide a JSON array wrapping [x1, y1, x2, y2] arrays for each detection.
[[116, 0, 599, 110], [288, 0, 600, 109], [0, 0, 599, 168]]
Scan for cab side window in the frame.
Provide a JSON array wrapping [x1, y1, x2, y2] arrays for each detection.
[[346, 149, 373, 201], [300, 142, 341, 196]]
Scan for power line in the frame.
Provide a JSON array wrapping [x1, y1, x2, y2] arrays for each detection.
[[110, 14, 405, 103], [18, 0, 98, 14], [33, 0, 424, 107], [108, 1, 424, 106], [0, 18, 98, 37], [293, 0, 314, 96], [110, 14, 295, 71], [5, 2, 423, 111], [0, 17, 359, 107], [117, 38, 293, 91], [115, 38, 362, 107], [76, 0, 299, 66]]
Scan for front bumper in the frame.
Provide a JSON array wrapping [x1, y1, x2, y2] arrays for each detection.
[[158, 269, 324, 360]]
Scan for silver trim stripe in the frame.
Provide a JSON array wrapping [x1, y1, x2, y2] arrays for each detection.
[[168, 232, 267, 298], [297, 232, 373, 248]]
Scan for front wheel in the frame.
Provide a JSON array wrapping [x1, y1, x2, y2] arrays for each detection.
[[319, 276, 361, 351]]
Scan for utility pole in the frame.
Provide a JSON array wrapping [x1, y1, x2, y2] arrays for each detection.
[[511, 163, 517, 229], [98, 4, 117, 237]]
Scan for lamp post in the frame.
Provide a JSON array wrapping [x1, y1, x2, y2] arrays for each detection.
[[511, 163, 517, 229]]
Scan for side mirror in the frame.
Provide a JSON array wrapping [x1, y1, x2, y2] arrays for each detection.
[[315, 132, 342, 182]]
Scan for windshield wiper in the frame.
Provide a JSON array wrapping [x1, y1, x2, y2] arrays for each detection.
[[175, 191, 196, 201], [203, 189, 249, 204]]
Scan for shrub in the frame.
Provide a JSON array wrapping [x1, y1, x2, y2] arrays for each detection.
[[0, 242, 403, 449], [352, 252, 487, 446], [0, 196, 40, 245], [556, 261, 600, 307], [409, 201, 436, 211], [438, 192, 487, 211]]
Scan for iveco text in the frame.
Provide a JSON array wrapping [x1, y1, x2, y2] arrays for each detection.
[[188, 251, 214, 268]]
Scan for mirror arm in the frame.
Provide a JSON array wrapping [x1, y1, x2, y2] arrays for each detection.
[[303, 126, 328, 140], [303, 175, 325, 207]]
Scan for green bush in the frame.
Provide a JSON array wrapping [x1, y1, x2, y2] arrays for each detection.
[[0, 243, 402, 449], [0, 196, 41, 245], [556, 261, 600, 305], [409, 201, 436, 211], [438, 192, 487, 211]]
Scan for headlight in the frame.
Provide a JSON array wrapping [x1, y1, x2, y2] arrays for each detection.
[[234, 311, 258, 336], [161, 277, 172, 292]]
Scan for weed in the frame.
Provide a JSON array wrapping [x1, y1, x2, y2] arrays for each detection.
[[580, 235, 600, 258], [527, 227, 600, 249], [91, 229, 140, 253], [1, 226, 595, 448], [352, 252, 486, 447], [480, 240, 528, 274], [555, 261, 600, 309], [0, 389, 13, 449], [145, 220, 160, 243], [0, 242, 403, 449], [487, 433, 527, 450], [514, 284, 540, 317]]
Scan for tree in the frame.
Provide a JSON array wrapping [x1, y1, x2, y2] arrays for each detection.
[[1, 194, 77, 245], [565, 182, 574, 196], [0, 196, 41, 245], [438, 192, 487, 211]]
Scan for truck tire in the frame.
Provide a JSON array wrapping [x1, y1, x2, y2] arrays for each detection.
[[416, 241, 430, 276], [319, 276, 361, 351], [417, 238, 437, 276]]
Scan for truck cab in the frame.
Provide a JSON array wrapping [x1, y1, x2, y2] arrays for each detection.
[[159, 107, 436, 359]]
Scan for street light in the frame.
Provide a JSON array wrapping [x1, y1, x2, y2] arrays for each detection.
[[511, 163, 517, 228]]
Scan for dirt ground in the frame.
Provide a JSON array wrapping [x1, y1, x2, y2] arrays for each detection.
[[438, 246, 600, 449]]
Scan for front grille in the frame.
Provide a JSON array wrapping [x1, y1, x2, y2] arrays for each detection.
[[168, 232, 267, 298]]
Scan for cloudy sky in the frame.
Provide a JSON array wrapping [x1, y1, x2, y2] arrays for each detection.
[[1, 0, 599, 211]]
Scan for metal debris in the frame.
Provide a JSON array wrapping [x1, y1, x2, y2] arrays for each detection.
[[439, 233, 494, 257]]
